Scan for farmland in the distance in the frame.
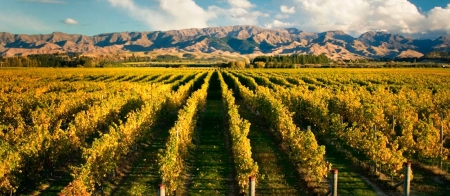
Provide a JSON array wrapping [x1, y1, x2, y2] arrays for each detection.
[[0, 68, 449, 196]]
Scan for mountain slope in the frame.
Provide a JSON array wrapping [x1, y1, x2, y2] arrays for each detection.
[[1, 26, 449, 60]]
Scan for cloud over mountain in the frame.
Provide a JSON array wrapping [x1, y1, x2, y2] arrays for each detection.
[[280, 5, 296, 14], [62, 18, 78, 25], [227, 0, 255, 9], [287, 0, 450, 38], [208, 0, 264, 26], [108, 0, 213, 31], [1, 0, 450, 39], [108, 0, 266, 31], [105, 0, 450, 39]]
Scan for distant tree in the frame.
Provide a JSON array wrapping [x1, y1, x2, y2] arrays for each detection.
[[228, 61, 236, 68], [227, 61, 245, 69], [386, 61, 396, 67], [243, 57, 251, 65], [254, 61, 266, 68], [235, 61, 246, 69], [252, 53, 329, 68]]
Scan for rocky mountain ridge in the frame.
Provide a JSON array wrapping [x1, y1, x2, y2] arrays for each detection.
[[1, 25, 449, 60]]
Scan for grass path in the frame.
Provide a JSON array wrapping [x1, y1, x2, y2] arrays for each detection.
[[235, 100, 305, 195], [408, 164, 450, 196], [108, 123, 170, 196], [186, 73, 235, 195], [25, 167, 74, 196], [323, 145, 380, 196]]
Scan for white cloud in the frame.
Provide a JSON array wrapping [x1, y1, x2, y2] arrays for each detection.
[[286, 0, 450, 37], [106, 0, 450, 38], [207, 0, 262, 26], [108, 0, 213, 31], [426, 4, 450, 34], [108, 0, 265, 30], [208, 7, 262, 26], [280, 5, 295, 14], [63, 18, 78, 25], [18, 0, 65, 4], [265, 19, 294, 29], [227, 0, 254, 9]]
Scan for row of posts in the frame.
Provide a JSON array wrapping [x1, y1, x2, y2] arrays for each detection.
[[157, 122, 418, 196], [156, 163, 411, 196]]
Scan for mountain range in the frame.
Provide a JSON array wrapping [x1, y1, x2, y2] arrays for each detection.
[[1, 25, 449, 60]]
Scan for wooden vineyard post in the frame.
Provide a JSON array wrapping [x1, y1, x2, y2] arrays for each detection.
[[404, 162, 411, 196], [392, 162, 412, 196], [440, 113, 444, 170], [249, 176, 256, 196], [392, 115, 395, 135], [157, 184, 165, 196], [331, 169, 338, 196], [374, 125, 378, 175]]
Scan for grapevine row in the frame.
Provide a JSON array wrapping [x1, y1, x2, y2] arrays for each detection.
[[61, 72, 207, 194], [157, 71, 212, 193], [218, 71, 258, 192], [237, 69, 449, 179], [223, 71, 328, 191], [0, 82, 118, 194], [61, 83, 172, 194], [237, 71, 408, 177]]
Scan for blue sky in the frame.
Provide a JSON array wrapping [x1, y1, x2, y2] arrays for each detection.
[[1, 0, 449, 38]]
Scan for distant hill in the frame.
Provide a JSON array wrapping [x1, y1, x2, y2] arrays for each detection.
[[1, 25, 449, 60]]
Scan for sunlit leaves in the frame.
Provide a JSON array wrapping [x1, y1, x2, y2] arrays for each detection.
[[224, 71, 328, 185], [218, 71, 258, 192], [158, 72, 212, 193]]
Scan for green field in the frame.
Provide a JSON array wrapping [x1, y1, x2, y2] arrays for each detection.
[[0, 68, 449, 195]]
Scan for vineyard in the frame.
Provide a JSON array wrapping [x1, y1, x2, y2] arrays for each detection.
[[0, 67, 449, 196]]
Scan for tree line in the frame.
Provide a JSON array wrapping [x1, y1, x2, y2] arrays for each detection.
[[424, 51, 450, 60], [0, 53, 336, 68], [220, 54, 330, 69], [0, 54, 95, 67], [252, 54, 329, 68], [0, 53, 219, 68]]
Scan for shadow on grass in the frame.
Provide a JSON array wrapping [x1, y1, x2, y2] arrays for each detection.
[[186, 73, 235, 195], [186, 101, 233, 195], [109, 121, 172, 196], [235, 99, 305, 196], [324, 144, 379, 196]]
